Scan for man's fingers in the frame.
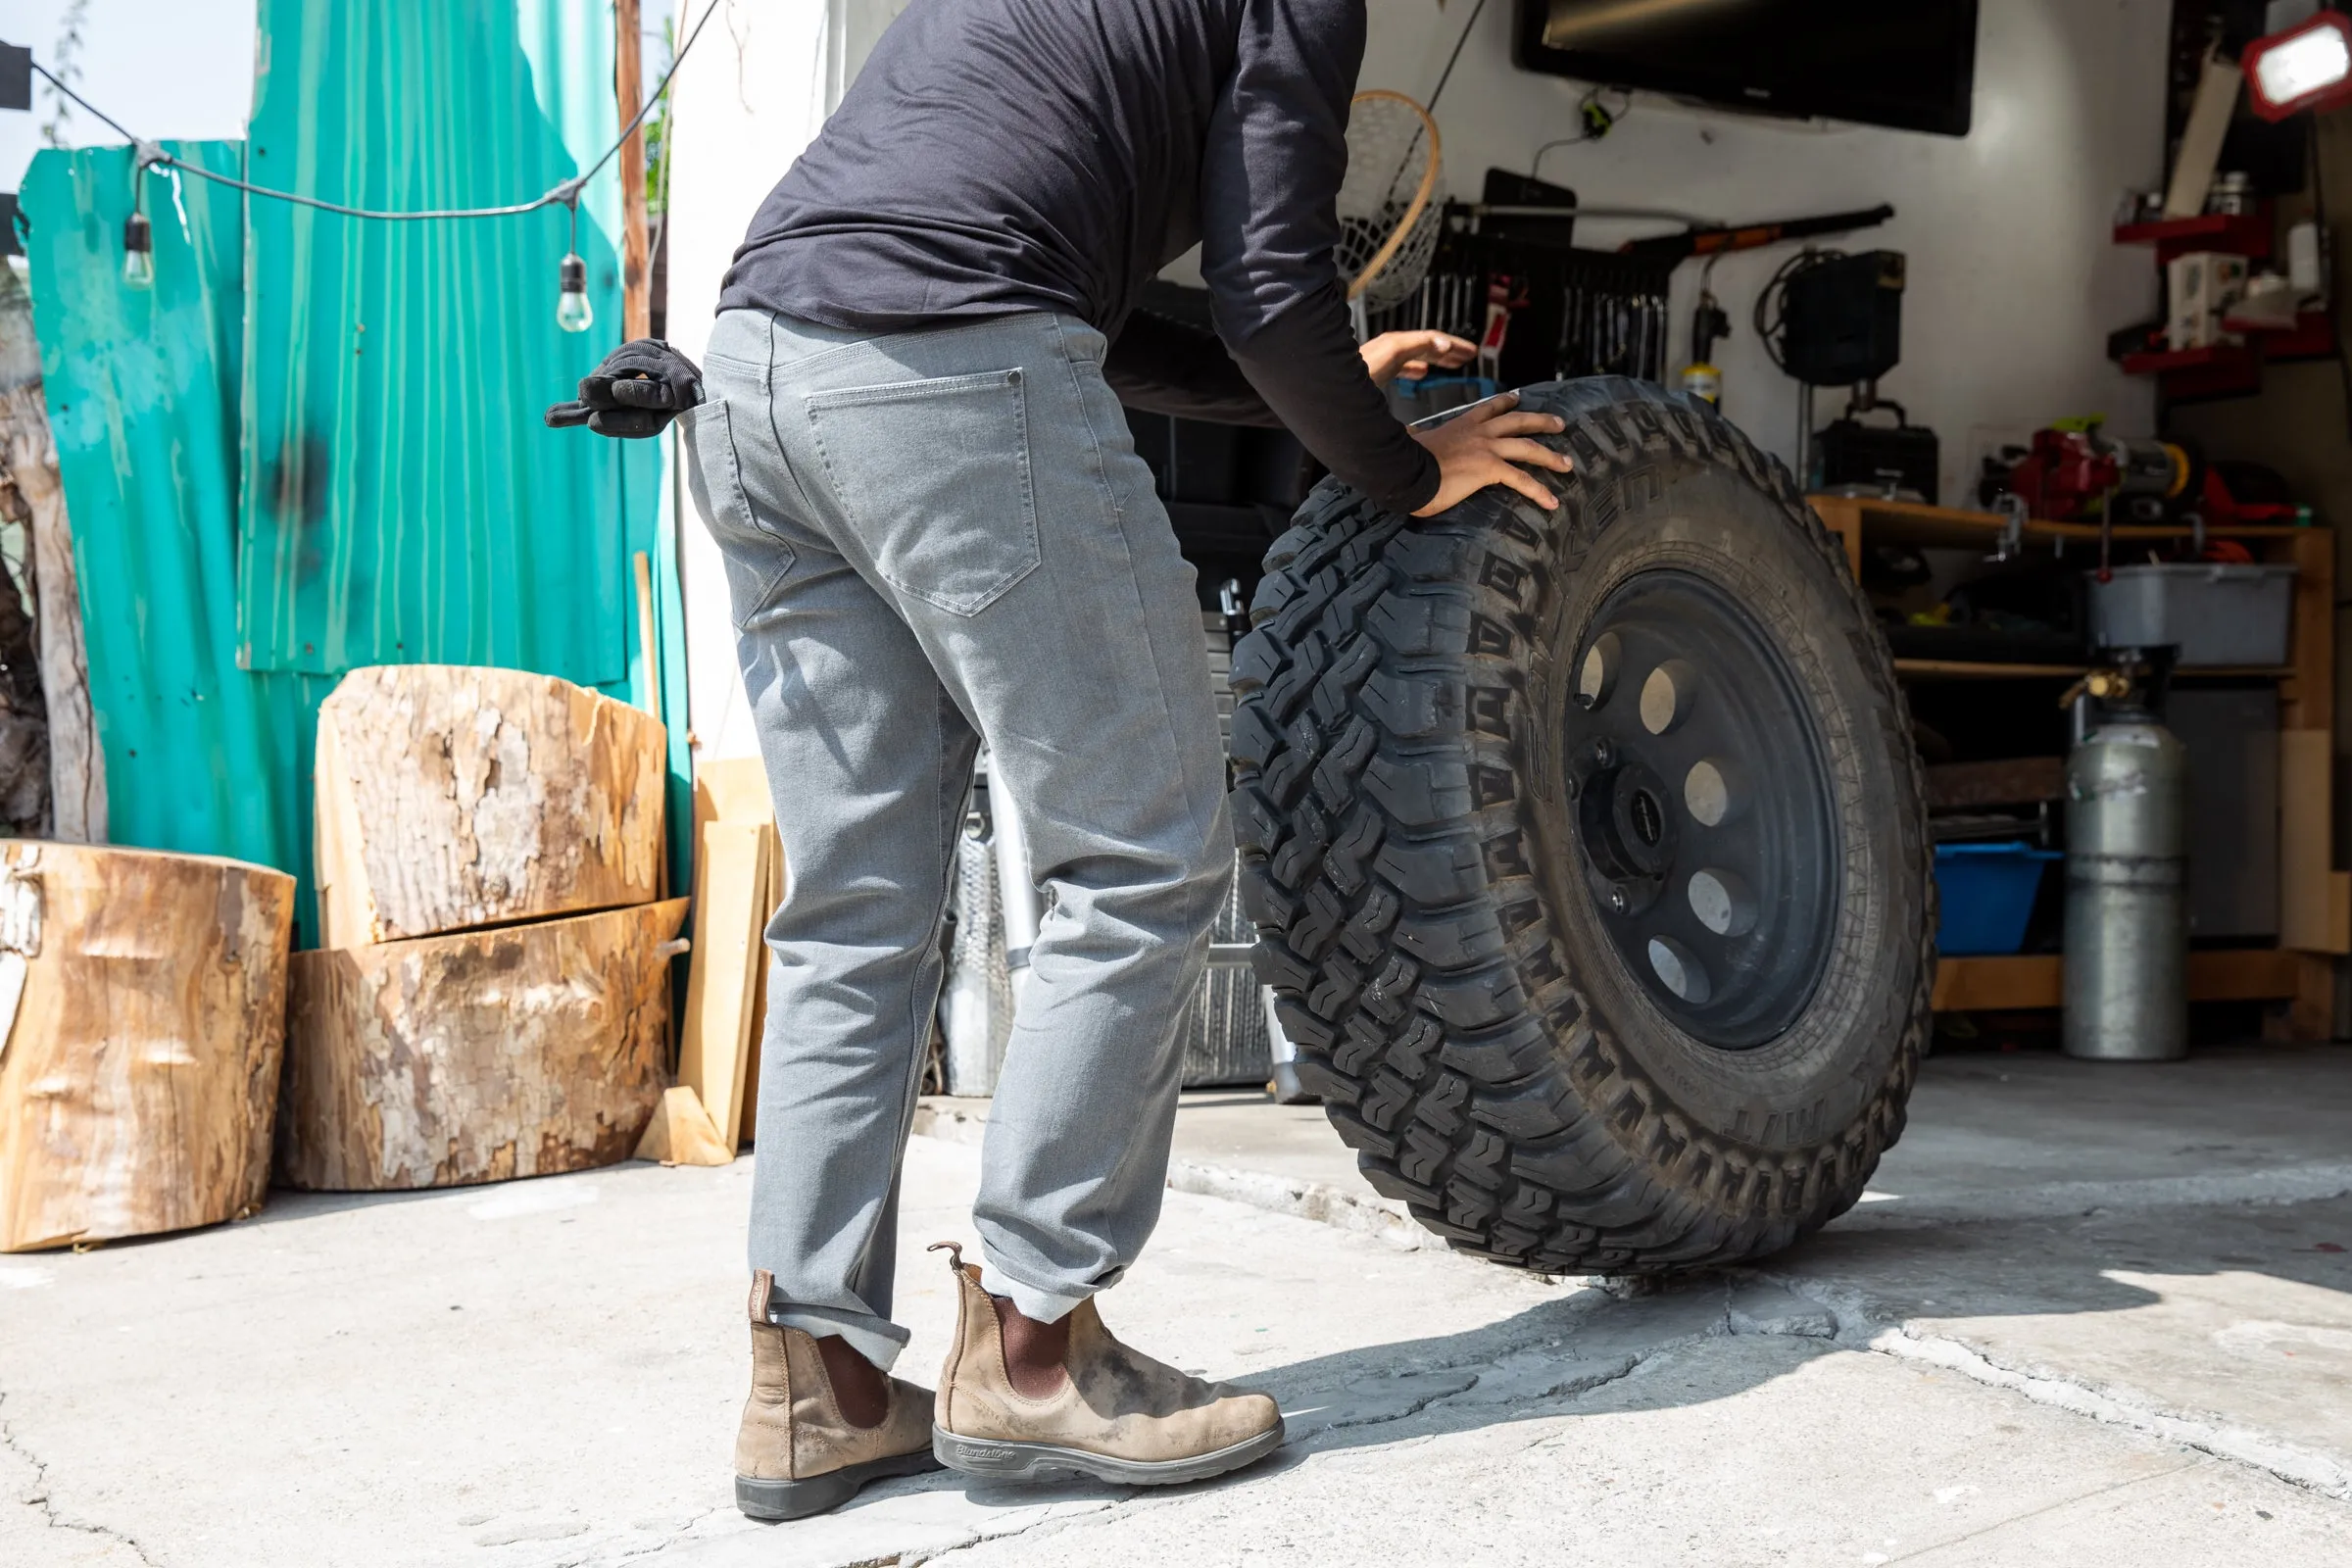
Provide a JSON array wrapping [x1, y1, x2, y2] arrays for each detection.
[[1490, 460, 1558, 510], [586, 408, 672, 438], [606, 377, 680, 410], [1478, 410, 1568, 440], [1487, 436, 1576, 472], [544, 400, 594, 428]]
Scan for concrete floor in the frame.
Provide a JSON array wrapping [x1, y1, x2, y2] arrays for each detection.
[[5, 1047, 2350, 1565]]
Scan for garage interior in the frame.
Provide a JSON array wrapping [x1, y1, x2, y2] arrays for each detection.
[[859, 0, 2352, 1371], [1041, 0, 2352, 1082]]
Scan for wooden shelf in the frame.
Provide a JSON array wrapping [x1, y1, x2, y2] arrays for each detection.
[[1810, 494, 2302, 553], [1810, 492, 2344, 1037], [1932, 950, 2301, 1012], [1894, 660, 2295, 682], [1896, 659, 2084, 680]]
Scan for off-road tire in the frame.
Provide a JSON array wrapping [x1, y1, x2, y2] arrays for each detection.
[[1228, 378, 1932, 1272]]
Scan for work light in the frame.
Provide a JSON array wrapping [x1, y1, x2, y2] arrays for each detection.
[[2245, 10, 2352, 120]]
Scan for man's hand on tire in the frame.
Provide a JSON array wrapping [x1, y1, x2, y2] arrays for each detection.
[[1409, 391, 1573, 515], [544, 339, 706, 438]]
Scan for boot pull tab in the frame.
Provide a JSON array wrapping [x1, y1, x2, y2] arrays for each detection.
[[926, 1241, 965, 1274], [749, 1268, 775, 1325]]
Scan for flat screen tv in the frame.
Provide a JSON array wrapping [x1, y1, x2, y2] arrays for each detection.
[[1513, 0, 1980, 138]]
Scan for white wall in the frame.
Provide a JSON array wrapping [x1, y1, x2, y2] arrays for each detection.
[[1351, 0, 2171, 499], [665, 0, 905, 760], [666, 0, 828, 761]]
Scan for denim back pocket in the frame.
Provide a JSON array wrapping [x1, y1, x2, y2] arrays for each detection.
[[681, 399, 797, 632], [805, 368, 1042, 617]]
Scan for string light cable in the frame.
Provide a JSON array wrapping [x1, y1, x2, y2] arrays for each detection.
[[23, 0, 717, 327]]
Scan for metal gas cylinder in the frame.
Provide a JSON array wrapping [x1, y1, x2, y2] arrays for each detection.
[[2062, 710, 2189, 1061]]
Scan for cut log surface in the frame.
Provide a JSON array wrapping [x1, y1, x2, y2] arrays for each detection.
[[278, 898, 689, 1191], [0, 841, 295, 1251], [316, 664, 665, 947]]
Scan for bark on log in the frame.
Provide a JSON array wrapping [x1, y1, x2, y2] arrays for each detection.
[[277, 898, 689, 1191], [315, 664, 666, 947], [0, 842, 294, 1251], [0, 270, 104, 843]]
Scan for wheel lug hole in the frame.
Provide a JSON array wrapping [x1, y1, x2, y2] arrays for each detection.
[[1646, 936, 1713, 1004], [1688, 868, 1758, 937], [1641, 660, 1698, 736], [1577, 633, 1622, 711], [1684, 758, 1740, 828], [1607, 886, 1629, 913]]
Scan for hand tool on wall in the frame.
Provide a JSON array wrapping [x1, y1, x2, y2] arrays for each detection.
[[1620, 202, 1895, 263]]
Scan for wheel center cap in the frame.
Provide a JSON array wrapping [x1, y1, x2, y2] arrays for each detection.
[[1629, 787, 1665, 849]]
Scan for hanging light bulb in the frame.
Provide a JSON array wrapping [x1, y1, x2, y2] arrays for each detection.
[[122, 212, 155, 291], [556, 252, 593, 333]]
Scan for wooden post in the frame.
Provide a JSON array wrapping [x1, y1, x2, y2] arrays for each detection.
[[616, 0, 651, 341], [634, 549, 662, 728], [2275, 528, 2344, 1035]]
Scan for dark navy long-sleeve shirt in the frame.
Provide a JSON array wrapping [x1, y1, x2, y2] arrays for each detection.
[[717, 0, 1440, 515]]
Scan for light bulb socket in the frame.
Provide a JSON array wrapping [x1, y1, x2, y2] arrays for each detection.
[[123, 212, 153, 257], [555, 252, 595, 333]]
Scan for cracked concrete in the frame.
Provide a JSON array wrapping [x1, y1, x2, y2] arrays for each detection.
[[5, 1049, 2351, 1564], [1, 1393, 156, 1566]]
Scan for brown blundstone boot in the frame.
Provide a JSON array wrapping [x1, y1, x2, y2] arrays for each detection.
[[927, 1244, 1285, 1486], [734, 1270, 941, 1520]]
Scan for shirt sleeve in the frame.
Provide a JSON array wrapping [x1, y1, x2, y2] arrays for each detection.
[[1199, 0, 1440, 515], [1102, 309, 1283, 427]]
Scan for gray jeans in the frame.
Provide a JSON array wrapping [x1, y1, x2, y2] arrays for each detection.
[[681, 308, 1231, 1369]]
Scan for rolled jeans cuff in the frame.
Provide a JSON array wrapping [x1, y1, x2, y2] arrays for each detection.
[[769, 1305, 911, 1373], [978, 1260, 1091, 1326]]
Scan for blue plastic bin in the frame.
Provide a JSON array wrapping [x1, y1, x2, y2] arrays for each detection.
[[1934, 842, 2062, 956]]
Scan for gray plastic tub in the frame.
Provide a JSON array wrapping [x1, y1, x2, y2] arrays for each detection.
[[2083, 562, 2297, 666]]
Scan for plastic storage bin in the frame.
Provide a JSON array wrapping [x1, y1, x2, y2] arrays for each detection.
[[2083, 563, 2297, 666], [1935, 842, 2062, 956]]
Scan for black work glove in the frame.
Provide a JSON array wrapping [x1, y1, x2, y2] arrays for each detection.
[[544, 338, 704, 438]]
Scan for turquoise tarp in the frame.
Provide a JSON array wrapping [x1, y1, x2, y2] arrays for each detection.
[[237, 0, 657, 688], [23, 2, 687, 940], [22, 142, 332, 890]]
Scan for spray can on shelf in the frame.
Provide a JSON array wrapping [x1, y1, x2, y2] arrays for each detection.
[[2060, 666, 2189, 1061]]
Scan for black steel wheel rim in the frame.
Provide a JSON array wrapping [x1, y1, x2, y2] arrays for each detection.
[[1562, 569, 1838, 1049]]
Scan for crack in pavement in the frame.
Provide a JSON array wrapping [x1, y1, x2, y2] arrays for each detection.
[[1755, 1270, 2352, 1504], [1, 1391, 162, 1566], [599, 1503, 726, 1565], [1877, 1455, 2209, 1565]]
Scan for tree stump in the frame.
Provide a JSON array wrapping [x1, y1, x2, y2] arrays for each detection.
[[277, 898, 689, 1190], [0, 841, 295, 1251], [315, 665, 666, 947]]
